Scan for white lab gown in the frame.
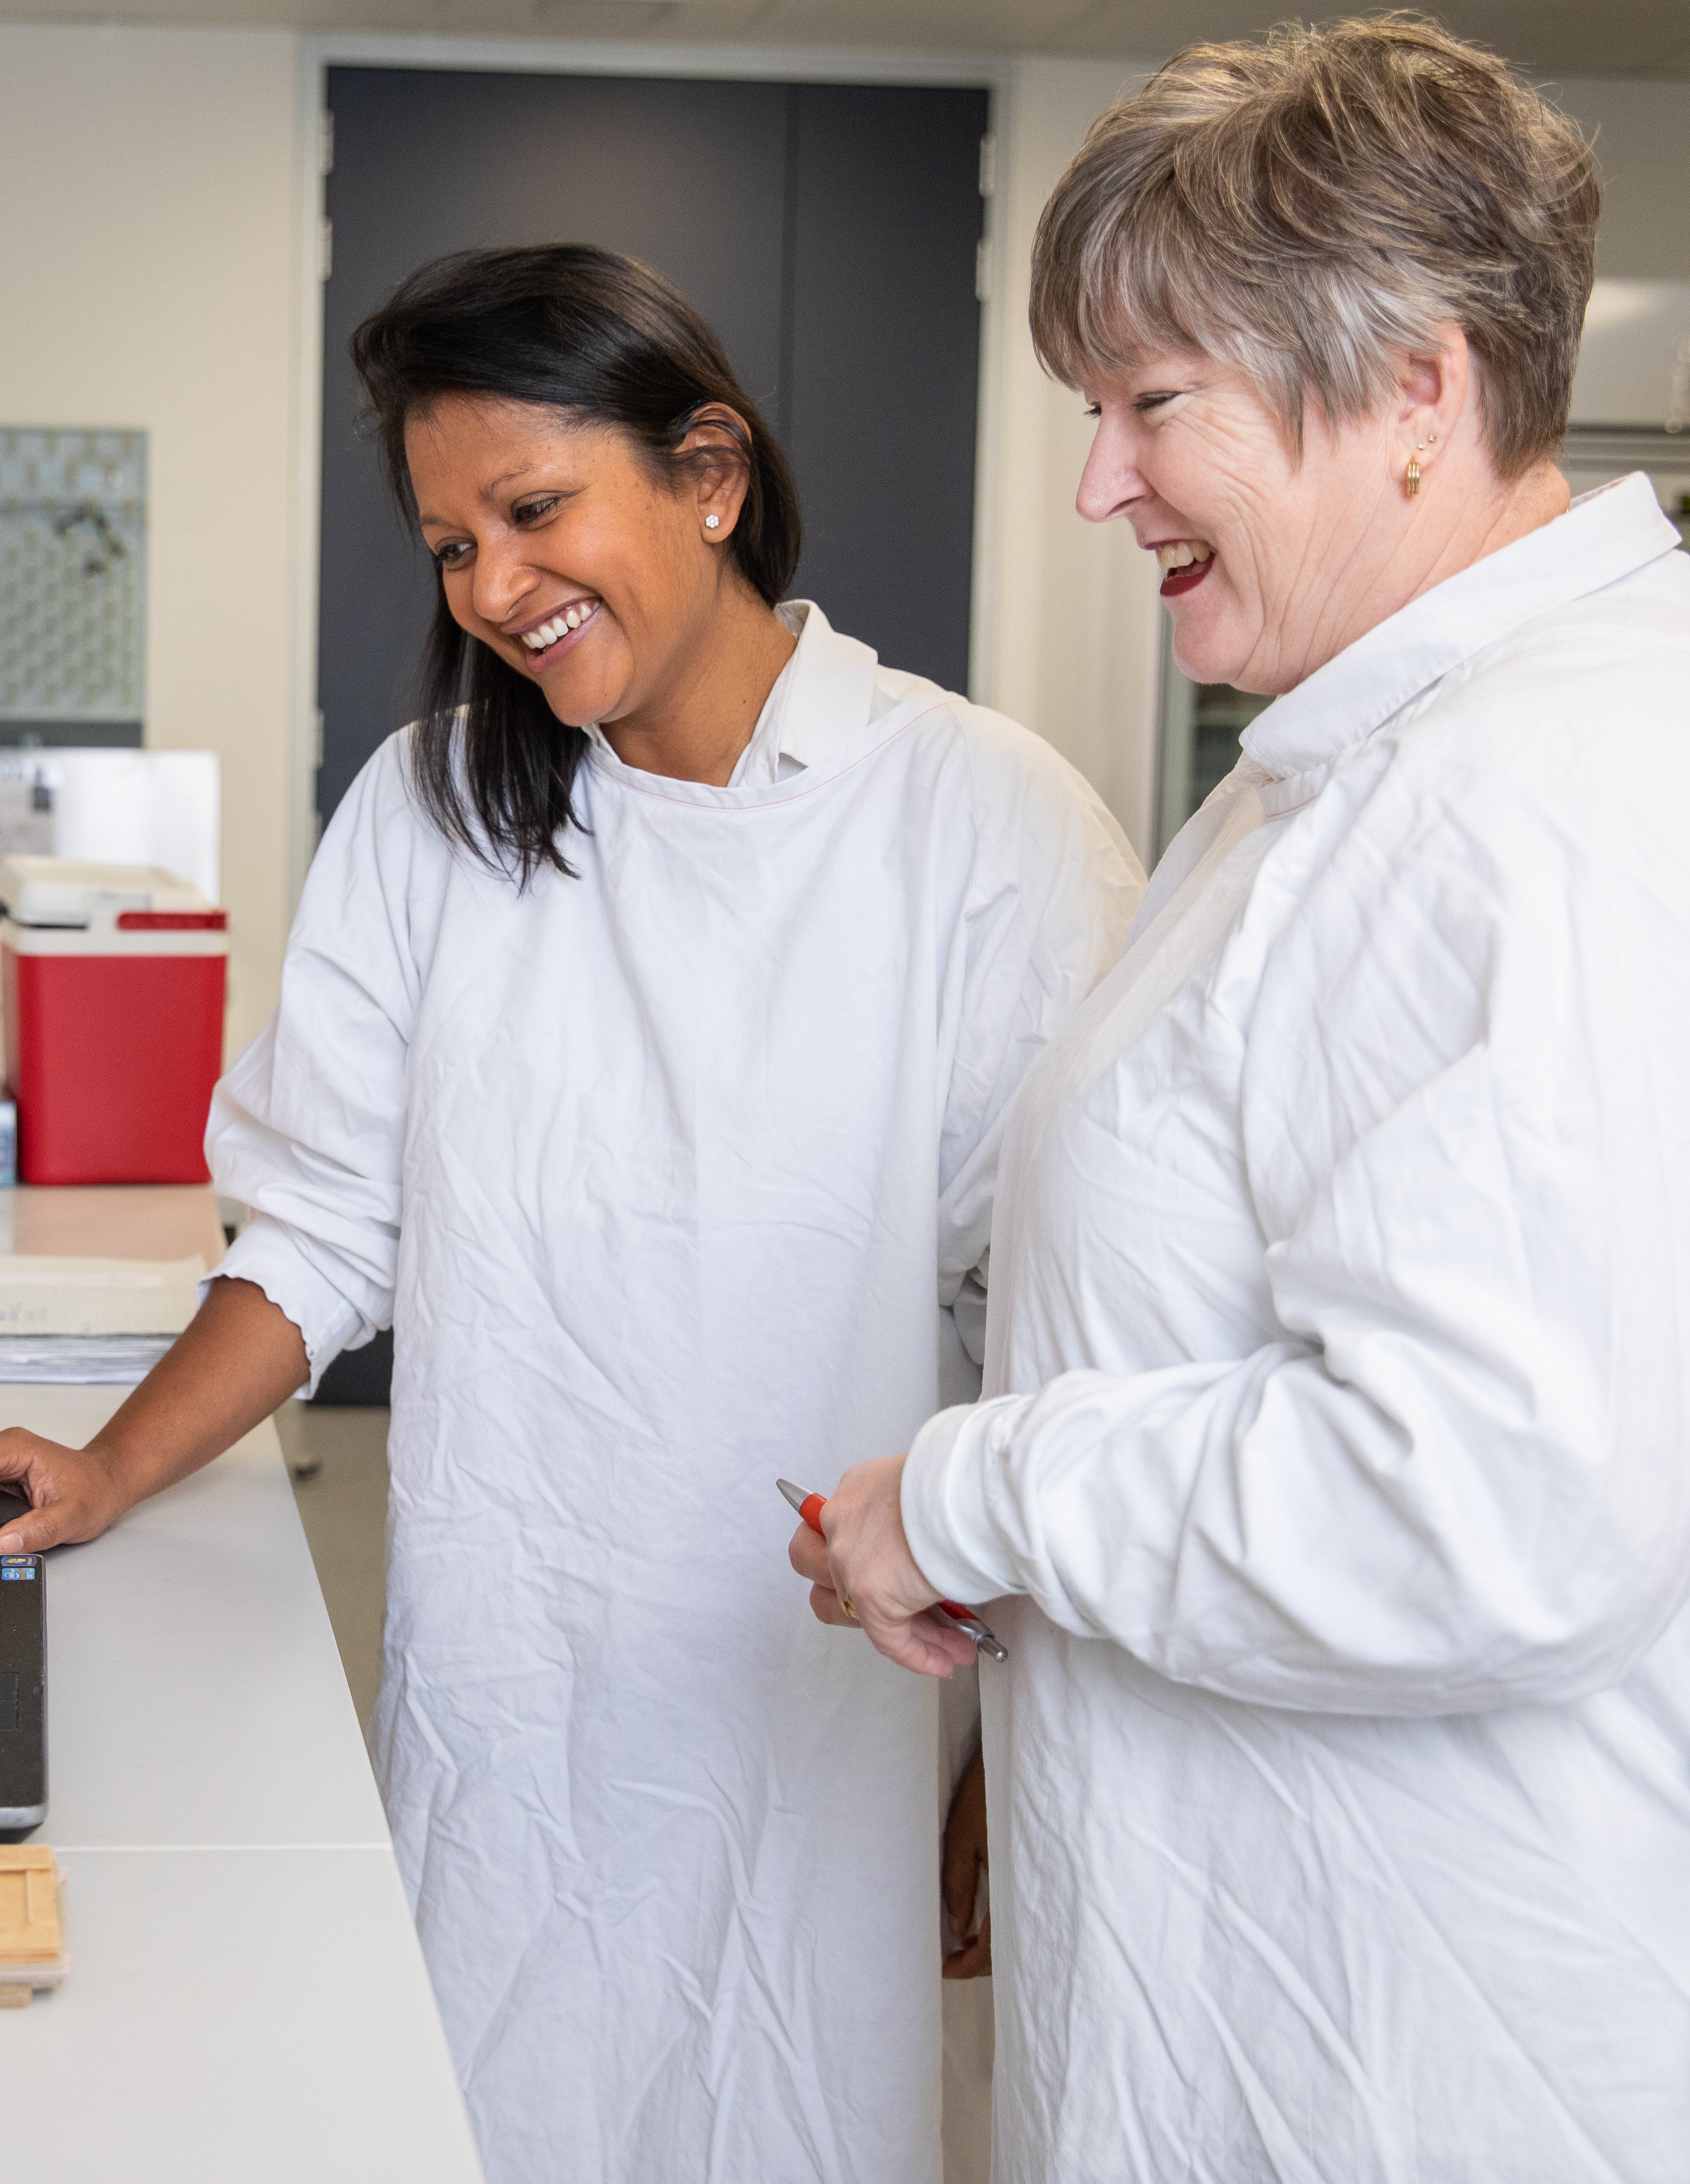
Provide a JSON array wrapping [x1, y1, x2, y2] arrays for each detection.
[[207, 602, 1141, 2184], [902, 476, 1690, 2182]]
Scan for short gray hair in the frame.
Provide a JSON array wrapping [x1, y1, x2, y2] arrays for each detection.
[[1030, 15, 1600, 477]]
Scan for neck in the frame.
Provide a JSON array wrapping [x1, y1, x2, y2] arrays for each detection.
[[1263, 451, 1573, 697], [600, 586, 797, 785], [1413, 455, 1572, 592]]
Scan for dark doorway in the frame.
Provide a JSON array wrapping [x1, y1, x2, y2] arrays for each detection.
[[310, 65, 987, 1405], [315, 65, 990, 828]]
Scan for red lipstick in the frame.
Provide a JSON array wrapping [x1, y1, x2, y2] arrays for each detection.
[[1161, 558, 1214, 599]]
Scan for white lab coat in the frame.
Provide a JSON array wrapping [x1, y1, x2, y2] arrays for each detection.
[[208, 603, 1141, 2184], [902, 476, 1690, 2182]]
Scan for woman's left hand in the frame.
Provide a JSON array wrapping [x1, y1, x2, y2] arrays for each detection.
[[788, 1453, 978, 1678]]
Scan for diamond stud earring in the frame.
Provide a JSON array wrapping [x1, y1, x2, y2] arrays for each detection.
[[704, 514, 720, 530]]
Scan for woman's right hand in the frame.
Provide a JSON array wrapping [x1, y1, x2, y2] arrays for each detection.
[[942, 1747, 993, 1980], [0, 1431, 131, 1554], [0, 1277, 311, 1558]]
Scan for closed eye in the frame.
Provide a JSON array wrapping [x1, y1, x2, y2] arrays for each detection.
[[1083, 390, 1182, 421]]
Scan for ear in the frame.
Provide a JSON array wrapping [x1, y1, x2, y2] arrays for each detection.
[[1390, 326, 1470, 493], [677, 402, 753, 544]]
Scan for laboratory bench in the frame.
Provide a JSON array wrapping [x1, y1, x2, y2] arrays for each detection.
[[2, 1184, 482, 2182]]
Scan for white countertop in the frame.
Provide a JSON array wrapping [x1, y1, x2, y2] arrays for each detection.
[[28, 1388, 389, 1851], [1, 1188, 482, 2182]]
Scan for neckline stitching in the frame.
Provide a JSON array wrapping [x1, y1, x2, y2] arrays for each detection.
[[583, 701, 950, 814]]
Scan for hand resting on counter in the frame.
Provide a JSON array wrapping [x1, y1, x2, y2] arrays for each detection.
[[0, 1277, 310, 1556]]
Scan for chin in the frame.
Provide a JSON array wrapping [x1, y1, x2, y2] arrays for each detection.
[[1170, 630, 1233, 688], [1168, 607, 1261, 695], [538, 672, 614, 729]]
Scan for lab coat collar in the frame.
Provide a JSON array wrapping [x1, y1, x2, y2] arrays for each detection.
[[1240, 472, 1682, 786], [580, 599, 878, 781], [760, 601, 880, 771]]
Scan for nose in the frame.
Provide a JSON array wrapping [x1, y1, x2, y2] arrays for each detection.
[[470, 531, 538, 629], [1075, 417, 1146, 528]]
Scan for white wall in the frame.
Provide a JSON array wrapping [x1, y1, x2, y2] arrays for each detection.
[[976, 55, 1164, 865], [0, 25, 302, 1057], [1555, 77, 1690, 282], [0, 32, 1684, 997]]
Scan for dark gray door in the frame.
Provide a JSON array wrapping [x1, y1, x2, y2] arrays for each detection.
[[311, 66, 986, 1405], [317, 65, 989, 826]]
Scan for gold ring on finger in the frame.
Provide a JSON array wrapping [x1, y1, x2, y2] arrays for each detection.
[[841, 1594, 858, 1619]]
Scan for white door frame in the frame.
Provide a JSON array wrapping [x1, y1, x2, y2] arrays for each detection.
[[286, 30, 1017, 911]]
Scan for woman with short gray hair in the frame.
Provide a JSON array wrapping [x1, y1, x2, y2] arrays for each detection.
[[791, 17, 1690, 2177]]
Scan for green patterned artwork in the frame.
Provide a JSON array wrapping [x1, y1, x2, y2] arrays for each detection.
[[0, 428, 145, 728]]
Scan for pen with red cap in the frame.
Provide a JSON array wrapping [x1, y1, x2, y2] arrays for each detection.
[[778, 1477, 1008, 1662]]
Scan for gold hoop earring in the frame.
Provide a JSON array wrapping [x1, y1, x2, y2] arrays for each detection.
[[1404, 457, 1421, 498]]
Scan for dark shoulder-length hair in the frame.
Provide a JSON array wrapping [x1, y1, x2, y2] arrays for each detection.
[[350, 243, 803, 880]]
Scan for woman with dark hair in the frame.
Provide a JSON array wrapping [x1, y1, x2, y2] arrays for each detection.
[[0, 244, 1140, 2183]]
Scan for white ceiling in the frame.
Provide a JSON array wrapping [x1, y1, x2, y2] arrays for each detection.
[[4, 0, 1688, 78]]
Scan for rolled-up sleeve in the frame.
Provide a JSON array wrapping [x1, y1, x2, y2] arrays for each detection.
[[205, 734, 425, 1394]]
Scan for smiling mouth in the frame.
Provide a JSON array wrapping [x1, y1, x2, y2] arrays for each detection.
[[1154, 539, 1215, 598], [512, 595, 603, 667]]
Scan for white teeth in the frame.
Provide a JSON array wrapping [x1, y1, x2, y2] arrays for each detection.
[[519, 600, 598, 651], [1155, 539, 1214, 571]]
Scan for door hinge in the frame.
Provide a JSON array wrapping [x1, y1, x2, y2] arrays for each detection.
[[318, 215, 333, 283], [975, 235, 992, 305], [319, 108, 335, 177], [978, 132, 997, 199]]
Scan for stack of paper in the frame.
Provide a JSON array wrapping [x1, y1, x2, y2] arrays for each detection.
[[0, 1255, 203, 1383]]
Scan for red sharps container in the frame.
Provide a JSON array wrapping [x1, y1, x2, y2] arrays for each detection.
[[0, 855, 228, 1185]]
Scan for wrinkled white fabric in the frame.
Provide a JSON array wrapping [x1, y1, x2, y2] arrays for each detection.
[[902, 476, 1690, 2182], [208, 602, 1142, 2184]]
